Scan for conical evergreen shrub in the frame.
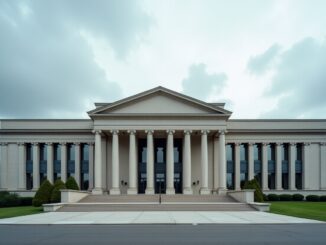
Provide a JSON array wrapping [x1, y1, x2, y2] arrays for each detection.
[[50, 179, 66, 203], [243, 178, 264, 202], [65, 176, 79, 190], [32, 180, 54, 207]]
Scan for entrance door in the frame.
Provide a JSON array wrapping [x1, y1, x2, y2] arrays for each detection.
[[154, 139, 166, 194]]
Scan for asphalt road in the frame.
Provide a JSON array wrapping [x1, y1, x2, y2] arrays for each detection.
[[0, 224, 325, 245]]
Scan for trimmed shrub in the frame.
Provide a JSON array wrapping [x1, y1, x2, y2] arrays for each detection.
[[320, 195, 326, 202], [306, 195, 320, 202], [0, 191, 10, 198], [32, 180, 54, 207], [50, 179, 66, 203], [243, 178, 264, 202], [0, 193, 20, 207], [292, 194, 304, 201], [65, 176, 79, 190], [267, 194, 280, 201], [279, 194, 292, 201], [263, 194, 268, 201], [19, 197, 33, 206]]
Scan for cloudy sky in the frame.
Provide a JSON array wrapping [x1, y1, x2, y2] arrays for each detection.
[[1, 0, 326, 119]]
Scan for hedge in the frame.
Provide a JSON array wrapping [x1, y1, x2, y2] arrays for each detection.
[[65, 176, 79, 190], [32, 180, 54, 207], [292, 194, 304, 201], [0, 193, 20, 207], [267, 194, 280, 201], [306, 195, 320, 202], [279, 194, 293, 201], [320, 195, 326, 202], [50, 179, 66, 203]]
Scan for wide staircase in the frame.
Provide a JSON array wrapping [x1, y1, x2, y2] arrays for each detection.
[[57, 194, 255, 212]]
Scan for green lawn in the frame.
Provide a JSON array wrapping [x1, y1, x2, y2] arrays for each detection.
[[0, 206, 43, 219], [270, 202, 326, 222]]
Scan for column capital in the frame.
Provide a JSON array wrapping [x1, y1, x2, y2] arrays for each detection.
[[32, 142, 39, 146], [92, 129, 102, 135], [248, 142, 255, 146], [262, 142, 269, 146], [184, 130, 192, 135], [166, 129, 175, 135], [304, 142, 311, 146], [290, 142, 297, 146], [74, 142, 81, 146], [201, 130, 210, 135], [145, 130, 154, 135], [234, 142, 241, 146], [276, 142, 282, 146], [60, 142, 67, 146], [87, 142, 95, 146], [0, 142, 8, 146], [110, 130, 119, 135], [218, 129, 227, 135], [17, 142, 25, 146], [127, 130, 136, 135], [46, 142, 53, 146]]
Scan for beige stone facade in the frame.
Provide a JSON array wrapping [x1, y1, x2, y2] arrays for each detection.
[[0, 87, 326, 196]]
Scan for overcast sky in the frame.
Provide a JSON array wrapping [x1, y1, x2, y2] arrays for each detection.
[[1, 0, 326, 119]]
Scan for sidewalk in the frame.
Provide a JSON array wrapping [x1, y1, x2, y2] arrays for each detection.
[[0, 211, 323, 225]]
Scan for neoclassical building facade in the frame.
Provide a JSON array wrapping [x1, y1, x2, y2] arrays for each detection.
[[0, 87, 326, 196]]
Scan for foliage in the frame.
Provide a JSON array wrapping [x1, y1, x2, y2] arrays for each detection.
[[50, 179, 66, 203], [306, 195, 320, 202], [0, 193, 20, 207], [292, 194, 304, 201], [320, 195, 326, 202], [19, 197, 33, 206], [32, 180, 54, 207], [279, 194, 293, 201], [243, 178, 264, 202], [65, 176, 79, 190], [267, 194, 280, 201]]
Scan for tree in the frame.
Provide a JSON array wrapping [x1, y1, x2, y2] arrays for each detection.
[[50, 179, 66, 203], [32, 180, 54, 207], [65, 176, 79, 190]]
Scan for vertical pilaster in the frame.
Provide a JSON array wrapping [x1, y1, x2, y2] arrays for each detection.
[[88, 143, 94, 190], [60, 143, 67, 183], [235, 143, 241, 190], [303, 143, 310, 190], [213, 135, 219, 190], [320, 143, 326, 189], [289, 143, 297, 190], [46, 143, 54, 184], [74, 142, 81, 188], [0, 143, 8, 190], [262, 143, 269, 190], [248, 143, 254, 181], [32, 143, 40, 190], [200, 130, 210, 195], [166, 130, 175, 195], [92, 130, 103, 194], [145, 130, 154, 194], [218, 130, 227, 192], [18, 143, 26, 190], [110, 130, 120, 195], [276, 143, 283, 190], [183, 130, 192, 194], [127, 130, 137, 194]]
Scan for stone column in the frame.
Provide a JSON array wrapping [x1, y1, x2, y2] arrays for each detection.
[[60, 143, 67, 183], [46, 143, 54, 184], [110, 130, 120, 195], [276, 143, 283, 190], [127, 130, 137, 194], [32, 143, 40, 190], [74, 142, 81, 188], [303, 143, 310, 190], [92, 130, 103, 194], [262, 143, 269, 190], [248, 143, 254, 181], [289, 143, 297, 190], [166, 130, 175, 195], [218, 130, 227, 193], [88, 143, 94, 190], [320, 143, 326, 190], [0, 143, 8, 190], [200, 130, 210, 195], [235, 143, 241, 190], [183, 130, 192, 194], [145, 130, 154, 194], [213, 135, 219, 190], [18, 143, 26, 190]]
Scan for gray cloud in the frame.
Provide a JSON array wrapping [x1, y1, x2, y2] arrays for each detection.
[[0, 0, 151, 118], [247, 44, 281, 75], [262, 37, 326, 118], [182, 63, 227, 101]]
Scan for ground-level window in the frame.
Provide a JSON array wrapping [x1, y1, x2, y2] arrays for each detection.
[[240, 144, 248, 188], [254, 144, 262, 187], [226, 144, 234, 190]]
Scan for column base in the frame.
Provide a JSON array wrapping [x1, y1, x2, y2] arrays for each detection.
[[217, 187, 227, 195], [276, 188, 283, 191], [166, 188, 175, 195], [200, 188, 211, 195], [183, 187, 193, 195], [92, 188, 103, 195], [110, 188, 121, 195], [145, 188, 154, 195], [127, 188, 138, 195]]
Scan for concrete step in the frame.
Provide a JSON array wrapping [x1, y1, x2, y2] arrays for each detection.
[[58, 203, 255, 212]]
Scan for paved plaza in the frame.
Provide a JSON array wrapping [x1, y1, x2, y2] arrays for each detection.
[[0, 211, 323, 225]]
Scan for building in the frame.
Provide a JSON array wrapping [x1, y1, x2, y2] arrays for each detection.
[[0, 86, 325, 197]]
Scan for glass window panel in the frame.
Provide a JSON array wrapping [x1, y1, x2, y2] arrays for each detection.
[[226, 144, 234, 161], [68, 144, 75, 161], [141, 147, 147, 163], [296, 144, 302, 161], [82, 144, 89, 161], [157, 147, 164, 163], [254, 144, 261, 161], [174, 147, 179, 163], [240, 144, 247, 161]]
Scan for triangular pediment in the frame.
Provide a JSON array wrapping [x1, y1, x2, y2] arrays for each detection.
[[88, 86, 232, 116]]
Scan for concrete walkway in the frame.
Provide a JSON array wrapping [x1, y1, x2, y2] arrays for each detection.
[[0, 211, 323, 224]]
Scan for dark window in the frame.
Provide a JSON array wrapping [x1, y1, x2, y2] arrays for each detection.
[[81, 144, 89, 190], [281, 144, 289, 189], [240, 144, 248, 188], [67, 144, 75, 178], [54, 144, 61, 182], [268, 144, 276, 189], [296, 144, 303, 189], [39, 144, 47, 185], [254, 144, 262, 187], [226, 144, 234, 190], [26, 144, 33, 190]]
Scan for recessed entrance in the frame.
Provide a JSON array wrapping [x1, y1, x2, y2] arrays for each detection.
[[138, 138, 182, 194]]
